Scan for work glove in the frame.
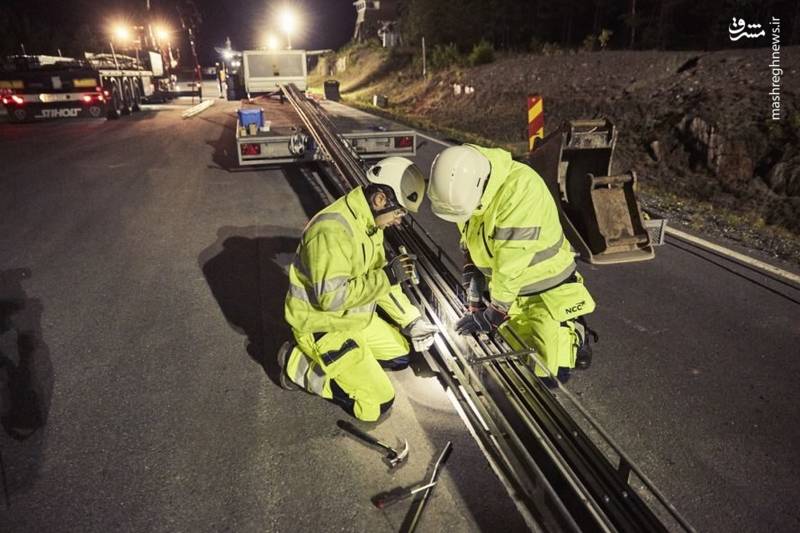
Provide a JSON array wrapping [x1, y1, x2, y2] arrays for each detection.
[[384, 253, 418, 286], [461, 263, 482, 290], [402, 317, 439, 352], [455, 304, 507, 335], [463, 263, 487, 311]]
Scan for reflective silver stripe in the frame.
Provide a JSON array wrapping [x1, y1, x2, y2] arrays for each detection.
[[494, 226, 541, 241], [519, 264, 577, 296], [291, 352, 310, 384], [529, 235, 566, 266], [315, 275, 349, 297], [306, 364, 326, 395], [293, 255, 351, 305], [348, 303, 376, 315], [307, 212, 353, 236], [289, 283, 347, 312], [323, 289, 347, 312], [290, 350, 327, 395], [292, 255, 311, 280]]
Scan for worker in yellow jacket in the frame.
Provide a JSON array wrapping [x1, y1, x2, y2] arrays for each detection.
[[427, 145, 596, 382], [278, 157, 438, 421]]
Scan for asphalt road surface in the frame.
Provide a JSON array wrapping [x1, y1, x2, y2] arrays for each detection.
[[1, 92, 799, 532]]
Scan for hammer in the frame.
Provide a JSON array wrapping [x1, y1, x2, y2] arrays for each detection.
[[337, 419, 409, 468]]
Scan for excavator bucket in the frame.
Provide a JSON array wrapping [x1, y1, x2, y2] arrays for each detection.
[[528, 119, 657, 264]]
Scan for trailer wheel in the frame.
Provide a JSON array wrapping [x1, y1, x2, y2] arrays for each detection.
[[121, 82, 133, 115], [131, 82, 141, 112], [107, 85, 123, 119], [7, 107, 29, 123]]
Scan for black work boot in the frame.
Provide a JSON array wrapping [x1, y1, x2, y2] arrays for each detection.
[[276, 341, 298, 391], [575, 342, 593, 370], [574, 317, 599, 370]]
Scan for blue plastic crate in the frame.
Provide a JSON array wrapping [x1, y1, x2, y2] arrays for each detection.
[[238, 107, 264, 129]]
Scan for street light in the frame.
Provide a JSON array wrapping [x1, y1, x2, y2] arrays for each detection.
[[278, 7, 296, 49], [112, 24, 132, 43], [154, 25, 171, 44], [266, 34, 280, 51]]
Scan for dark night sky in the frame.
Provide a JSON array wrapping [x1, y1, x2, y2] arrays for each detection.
[[188, 0, 358, 59], [5, 0, 358, 63]]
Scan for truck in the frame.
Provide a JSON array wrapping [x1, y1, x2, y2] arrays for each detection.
[[234, 50, 417, 166], [0, 51, 177, 122]]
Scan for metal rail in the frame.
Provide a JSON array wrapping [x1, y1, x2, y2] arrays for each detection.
[[280, 83, 695, 532]]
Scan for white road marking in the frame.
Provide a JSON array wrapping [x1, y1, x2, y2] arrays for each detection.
[[415, 131, 454, 147], [666, 227, 800, 285]]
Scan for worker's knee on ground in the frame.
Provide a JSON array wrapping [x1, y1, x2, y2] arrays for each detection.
[[354, 393, 396, 422], [349, 370, 396, 421], [380, 396, 395, 415]]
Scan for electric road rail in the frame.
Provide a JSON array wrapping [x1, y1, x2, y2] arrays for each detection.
[[280, 83, 695, 533]]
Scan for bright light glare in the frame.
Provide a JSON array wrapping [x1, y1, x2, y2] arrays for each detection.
[[266, 34, 280, 50], [279, 8, 296, 34], [221, 50, 234, 60], [154, 26, 170, 42], [112, 24, 131, 42]]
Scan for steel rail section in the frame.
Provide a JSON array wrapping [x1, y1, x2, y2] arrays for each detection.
[[279, 83, 695, 532]]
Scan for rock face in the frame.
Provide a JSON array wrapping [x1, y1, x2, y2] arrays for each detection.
[[678, 115, 755, 190], [766, 156, 800, 197]]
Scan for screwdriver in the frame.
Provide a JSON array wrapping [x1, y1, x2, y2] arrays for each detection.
[[371, 481, 437, 508]]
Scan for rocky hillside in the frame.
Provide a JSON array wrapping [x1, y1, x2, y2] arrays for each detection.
[[311, 44, 800, 265]]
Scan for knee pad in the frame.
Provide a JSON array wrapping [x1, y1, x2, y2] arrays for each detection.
[[379, 396, 395, 415], [379, 355, 410, 371]]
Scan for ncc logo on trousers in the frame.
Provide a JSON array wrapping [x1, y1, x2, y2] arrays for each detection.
[[565, 301, 586, 315]]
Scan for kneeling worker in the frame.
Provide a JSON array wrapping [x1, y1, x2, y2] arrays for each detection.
[[427, 145, 596, 382], [278, 157, 438, 421]]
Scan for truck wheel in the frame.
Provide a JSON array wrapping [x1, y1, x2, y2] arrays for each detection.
[[121, 83, 133, 115], [131, 83, 141, 112], [107, 86, 123, 119], [7, 107, 29, 123]]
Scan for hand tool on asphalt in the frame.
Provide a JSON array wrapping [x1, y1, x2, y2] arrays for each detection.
[[337, 419, 410, 468], [371, 481, 437, 508], [401, 441, 453, 533]]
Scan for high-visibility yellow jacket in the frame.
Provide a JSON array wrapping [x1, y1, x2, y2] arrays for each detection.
[[459, 145, 577, 312], [285, 187, 420, 334]]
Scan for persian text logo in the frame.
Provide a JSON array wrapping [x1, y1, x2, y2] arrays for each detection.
[[728, 18, 765, 41]]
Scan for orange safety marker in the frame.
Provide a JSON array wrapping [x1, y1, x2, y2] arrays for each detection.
[[527, 95, 544, 151]]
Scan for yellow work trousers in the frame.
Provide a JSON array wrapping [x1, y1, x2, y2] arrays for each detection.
[[500, 279, 594, 378], [286, 315, 410, 421]]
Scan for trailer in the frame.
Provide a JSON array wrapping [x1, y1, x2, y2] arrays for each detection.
[[0, 51, 182, 122], [233, 49, 417, 166]]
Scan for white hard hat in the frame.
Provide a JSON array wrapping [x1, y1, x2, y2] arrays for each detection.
[[428, 146, 491, 223], [366, 156, 426, 213]]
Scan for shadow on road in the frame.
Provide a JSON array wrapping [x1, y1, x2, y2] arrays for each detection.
[[198, 226, 301, 385], [203, 110, 239, 172], [0, 268, 54, 508]]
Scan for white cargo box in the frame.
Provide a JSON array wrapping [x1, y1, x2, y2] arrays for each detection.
[[243, 50, 307, 95]]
